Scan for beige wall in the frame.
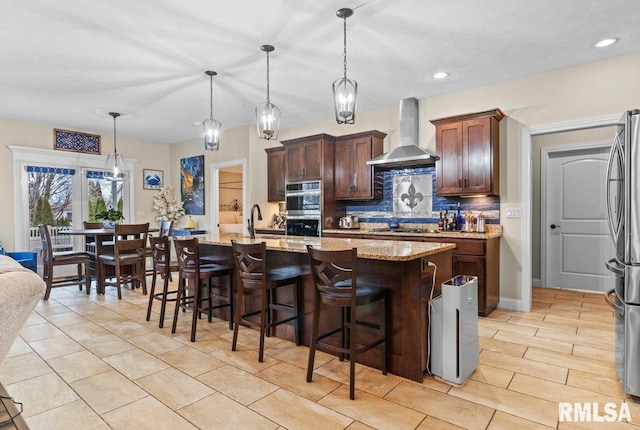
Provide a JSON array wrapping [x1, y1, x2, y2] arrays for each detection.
[[2, 52, 640, 305]]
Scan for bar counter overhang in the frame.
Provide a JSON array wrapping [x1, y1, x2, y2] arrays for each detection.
[[199, 233, 455, 382]]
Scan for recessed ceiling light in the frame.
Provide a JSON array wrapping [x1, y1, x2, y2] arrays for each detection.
[[432, 72, 449, 79], [595, 38, 618, 48]]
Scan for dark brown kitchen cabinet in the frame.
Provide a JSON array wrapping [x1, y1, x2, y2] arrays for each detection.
[[431, 109, 504, 196], [334, 130, 386, 200], [282, 134, 334, 182], [265, 146, 285, 202]]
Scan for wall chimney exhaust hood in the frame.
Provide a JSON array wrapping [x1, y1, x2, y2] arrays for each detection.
[[366, 97, 439, 169]]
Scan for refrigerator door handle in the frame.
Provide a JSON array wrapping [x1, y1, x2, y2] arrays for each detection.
[[605, 288, 624, 314], [606, 134, 624, 243], [606, 257, 625, 276]]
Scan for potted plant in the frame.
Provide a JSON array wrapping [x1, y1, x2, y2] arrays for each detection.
[[95, 208, 124, 228]]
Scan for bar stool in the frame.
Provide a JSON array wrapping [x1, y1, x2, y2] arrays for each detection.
[[146, 235, 179, 328], [172, 237, 234, 342], [39, 224, 92, 300], [306, 245, 389, 400], [230, 240, 303, 362]]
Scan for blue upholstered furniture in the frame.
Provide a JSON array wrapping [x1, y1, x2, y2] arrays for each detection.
[[0, 242, 37, 273]]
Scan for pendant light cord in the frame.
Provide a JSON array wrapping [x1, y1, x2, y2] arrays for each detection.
[[266, 50, 270, 104], [209, 74, 214, 119], [343, 16, 348, 80]]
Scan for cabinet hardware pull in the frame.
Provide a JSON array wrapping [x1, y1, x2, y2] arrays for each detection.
[[458, 179, 462, 187]]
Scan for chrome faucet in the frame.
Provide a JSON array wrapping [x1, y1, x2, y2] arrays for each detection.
[[248, 204, 263, 239]]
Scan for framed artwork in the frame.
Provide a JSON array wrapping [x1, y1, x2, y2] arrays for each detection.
[[53, 128, 101, 154], [143, 169, 163, 190], [180, 155, 205, 215]]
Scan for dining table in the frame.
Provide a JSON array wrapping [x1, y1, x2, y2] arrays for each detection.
[[61, 227, 157, 294]]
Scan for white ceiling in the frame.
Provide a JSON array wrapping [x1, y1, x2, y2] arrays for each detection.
[[1, 0, 639, 144]]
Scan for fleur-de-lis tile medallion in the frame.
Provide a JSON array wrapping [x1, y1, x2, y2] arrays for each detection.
[[401, 183, 423, 209]]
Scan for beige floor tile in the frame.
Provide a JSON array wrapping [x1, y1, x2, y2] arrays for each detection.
[[136, 367, 214, 410], [257, 361, 341, 402], [578, 325, 617, 339], [313, 358, 402, 397], [104, 300, 146, 315], [79, 333, 136, 358], [320, 384, 425, 429], [579, 311, 615, 324], [70, 370, 147, 414], [127, 331, 184, 355], [468, 363, 514, 388], [60, 321, 111, 341], [173, 331, 232, 353], [47, 350, 112, 383], [104, 319, 151, 339], [508, 315, 578, 333], [179, 392, 278, 430], [558, 417, 637, 429], [509, 373, 616, 405], [251, 388, 353, 429], [416, 416, 465, 429], [524, 346, 618, 379], [197, 364, 278, 405], [346, 421, 377, 430], [25, 399, 110, 430], [487, 411, 556, 430], [448, 379, 558, 427], [480, 350, 568, 383], [158, 345, 226, 377], [65, 301, 105, 315], [103, 395, 197, 430], [19, 322, 64, 342], [478, 325, 499, 338], [28, 334, 84, 360], [265, 338, 334, 370], [0, 351, 52, 385], [480, 336, 528, 357], [43, 311, 87, 327], [210, 347, 279, 374], [572, 343, 615, 363], [479, 319, 538, 336], [536, 327, 614, 350], [545, 313, 613, 330], [416, 373, 455, 393], [7, 372, 79, 418], [83, 308, 129, 325], [5, 336, 32, 358], [566, 369, 628, 399], [34, 301, 69, 317], [493, 328, 573, 354], [103, 348, 169, 380], [385, 381, 494, 430]]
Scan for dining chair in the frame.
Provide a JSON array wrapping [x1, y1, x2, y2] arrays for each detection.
[[172, 237, 234, 342], [98, 223, 149, 299], [306, 245, 389, 400], [83, 221, 108, 254], [39, 224, 92, 300], [146, 235, 179, 328], [230, 240, 303, 362]]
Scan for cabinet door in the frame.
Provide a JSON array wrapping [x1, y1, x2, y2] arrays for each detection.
[[463, 118, 492, 194], [285, 145, 303, 181], [436, 122, 463, 195], [452, 254, 486, 315], [266, 148, 285, 202], [334, 139, 353, 199], [301, 141, 321, 180], [351, 137, 375, 199]]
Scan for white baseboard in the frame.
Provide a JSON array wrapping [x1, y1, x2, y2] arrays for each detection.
[[497, 297, 522, 312], [532, 277, 541, 287]]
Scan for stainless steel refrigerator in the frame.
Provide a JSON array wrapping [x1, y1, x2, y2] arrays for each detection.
[[605, 108, 640, 396]]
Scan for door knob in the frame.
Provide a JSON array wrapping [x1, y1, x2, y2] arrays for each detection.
[[550, 224, 561, 229]]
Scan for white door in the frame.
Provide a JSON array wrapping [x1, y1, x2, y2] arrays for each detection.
[[544, 145, 614, 292]]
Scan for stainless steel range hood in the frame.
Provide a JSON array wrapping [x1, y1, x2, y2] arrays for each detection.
[[366, 97, 439, 169]]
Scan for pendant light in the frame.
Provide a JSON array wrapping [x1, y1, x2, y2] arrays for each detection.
[[103, 112, 125, 182], [332, 7, 357, 124], [203, 70, 221, 151], [256, 44, 281, 140]]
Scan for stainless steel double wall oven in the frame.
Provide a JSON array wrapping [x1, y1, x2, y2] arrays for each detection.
[[285, 180, 321, 236]]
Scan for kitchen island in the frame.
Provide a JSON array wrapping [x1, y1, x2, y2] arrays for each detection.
[[199, 233, 454, 382]]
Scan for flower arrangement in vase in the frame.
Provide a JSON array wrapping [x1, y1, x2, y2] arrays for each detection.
[[153, 186, 185, 223], [95, 208, 124, 228]]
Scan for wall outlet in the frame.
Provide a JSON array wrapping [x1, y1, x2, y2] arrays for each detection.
[[505, 207, 522, 218]]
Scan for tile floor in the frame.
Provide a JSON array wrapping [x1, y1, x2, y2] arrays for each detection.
[[1, 284, 638, 429]]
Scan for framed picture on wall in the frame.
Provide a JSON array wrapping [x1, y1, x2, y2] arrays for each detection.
[[143, 169, 163, 190], [53, 129, 101, 154], [180, 155, 205, 215]]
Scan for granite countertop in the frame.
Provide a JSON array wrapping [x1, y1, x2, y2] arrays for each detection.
[[323, 226, 502, 240], [200, 233, 455, 262]]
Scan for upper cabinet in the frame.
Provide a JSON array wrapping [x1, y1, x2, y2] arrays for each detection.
[[431, 109, 504, 196], [282, 134, 335, 182], [334, 130, 386, 200], [265, 146, 285, 202]]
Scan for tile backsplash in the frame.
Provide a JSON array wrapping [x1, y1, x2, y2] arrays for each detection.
[[345, 166, 500, 225]]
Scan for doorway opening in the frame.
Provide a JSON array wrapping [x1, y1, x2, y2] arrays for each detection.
[[210, 159, 247, 236]]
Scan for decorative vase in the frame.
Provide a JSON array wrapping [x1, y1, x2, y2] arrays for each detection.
[[102, 220, 116, 228]]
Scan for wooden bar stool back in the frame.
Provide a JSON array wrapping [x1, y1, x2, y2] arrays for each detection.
[[306, 245, 389, 400], [39, 224, 91, 300], [98, 223, 149, 299], [172, 238, 233, 342], [230, 240, 302, 362], [146, 235, 179, 328]]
